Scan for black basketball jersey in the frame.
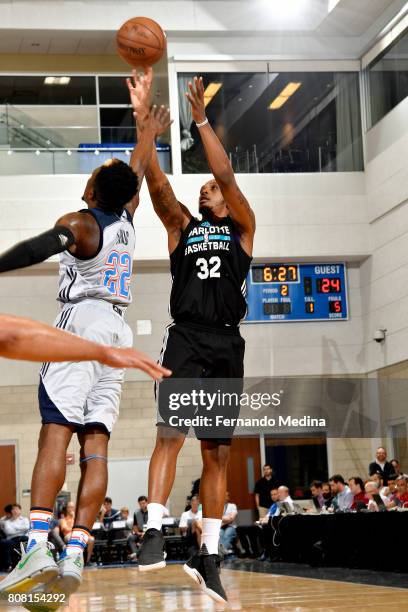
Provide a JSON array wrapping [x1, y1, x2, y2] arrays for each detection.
[[169, 216, 252, 327]]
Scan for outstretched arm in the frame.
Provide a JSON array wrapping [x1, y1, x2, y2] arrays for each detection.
[[126, 103, 172, 218], [127, 68, 190, 253], [186, 76, 256, 254], [0, 314, 171, 380]]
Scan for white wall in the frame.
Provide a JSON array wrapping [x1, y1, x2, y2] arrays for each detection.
[[362, 96, 408, 373]]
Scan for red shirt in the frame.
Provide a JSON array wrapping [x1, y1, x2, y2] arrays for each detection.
[[397, 493, 408, 506], [351, 491, 368, 510]]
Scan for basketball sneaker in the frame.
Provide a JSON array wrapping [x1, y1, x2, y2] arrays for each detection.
[[54, 551, 84, 597], [0, 541, 58, 596], [183, 544, 228, 604], [137, 528, 166, 572]]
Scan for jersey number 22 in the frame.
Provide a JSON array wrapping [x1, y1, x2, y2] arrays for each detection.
[[103, 251, 132, 298]]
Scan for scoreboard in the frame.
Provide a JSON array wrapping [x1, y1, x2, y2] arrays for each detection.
[[245, 263, 348, 323]]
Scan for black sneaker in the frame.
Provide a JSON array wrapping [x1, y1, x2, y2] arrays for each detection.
[[137, 529, 166, 572], [183, 544, 228, 604]]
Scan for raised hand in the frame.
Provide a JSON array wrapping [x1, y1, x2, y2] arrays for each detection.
[[139, 104, 172, 137], [185, 76, 206, 124], [126, 66, 153, 117]]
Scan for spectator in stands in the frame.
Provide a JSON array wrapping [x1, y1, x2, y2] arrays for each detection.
[[384, 473, 398, 502], [236, 488, 279, 559], [365, 481, 388, 511], [120, 507, 133, 530], [128, 496, 149, 560], [179, 495, 201, 555], [254, 464, 277, 518], [0, 504, 29, 571], [219, 492, 238, 556], [0, 504, 12, 522], [322, 482, 333, 508], [329, 475, 353, 511], [349, 477, 368, 510], [394, 475, 408, 507], [390, 458, 402, 476], [274, 486, 294, 515], [370, 472, 390, 499], [368, 447, 393, 485], [100, 497, 121, 528], [310, 480, 324, 509], [60, 501, 95, 564]]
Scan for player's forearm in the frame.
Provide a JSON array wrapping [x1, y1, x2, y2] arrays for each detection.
[[0, 315, 108, 363], [197, 122, 235, 186], [145, 148, 181, 220], [129, 124, 157, 189], [0, 227, 75, 273]]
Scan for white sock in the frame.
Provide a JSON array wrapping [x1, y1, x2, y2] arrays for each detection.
[[201, 518, 222, 555], [146, 503, 166, 531]]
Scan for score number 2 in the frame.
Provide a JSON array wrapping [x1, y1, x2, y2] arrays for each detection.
[[103, 251, 132, 298]]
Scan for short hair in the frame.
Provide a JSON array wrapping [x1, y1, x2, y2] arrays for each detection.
[[349, 476, 364, 490], [190, 495, 199, 501], [11, 503, 21, 510], [365, 481, 379, 491], [3, 504, 12, 514], [263, 464, 272, 469], [391, 458, 400, 465], [120, 506, 129, 512], [94, 160, 138, 214], [310, 480, 323, 489], [329, 474, 345, 485], [104, 497, 112, 504], [138, 495, 147, 502], [388, 473, 398, 480], [377, 446, 386, 452]]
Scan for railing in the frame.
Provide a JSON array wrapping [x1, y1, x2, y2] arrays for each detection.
[[0, 146, 171, 175], [0, 103, 65, 149]]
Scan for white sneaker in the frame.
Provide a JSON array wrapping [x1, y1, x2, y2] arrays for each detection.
[[53, 552, 84, 598], [0, 542, 58, 595]]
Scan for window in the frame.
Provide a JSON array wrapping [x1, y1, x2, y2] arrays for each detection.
[[367, 27, 408, 128], [178, 71, 363, 173], [0, 76, 96, 104]]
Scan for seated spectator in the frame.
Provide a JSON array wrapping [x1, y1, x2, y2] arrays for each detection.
[[310, 480, 324, 510], [128, 496, 149, 560], [329, 475, 353, 511], [368, 447, 393, 485], [179, 495, 201, 556], [0, 504, 12, 522], [119, 507, 133, 530], [237, 488, 279, 559], [0, 504, 29, 571], [274, 486, 294, 515], [384, 473, 399, 502], [100, 497, 121, 528], [322, 482, 333, 508], [390, 458, 402, 476], [365, 481, 388, 511], [394, 475, 408, 507], [349, 477, 368, 510], [60, 501, 94, 564], [219, 492, 238, 556], [370, 472, 389, 498]]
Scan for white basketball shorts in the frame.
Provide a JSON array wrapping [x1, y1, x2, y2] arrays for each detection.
[[38, 299, 133, 435]]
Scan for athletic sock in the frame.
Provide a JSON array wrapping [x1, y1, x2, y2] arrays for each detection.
[[27, 507, 53, 552], [146, 502, 166, 531], [201, 518, 222, 555], [64, 525, 90, 558]]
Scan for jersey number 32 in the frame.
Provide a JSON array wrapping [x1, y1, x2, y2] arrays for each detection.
[[196, 256, 221, 279]]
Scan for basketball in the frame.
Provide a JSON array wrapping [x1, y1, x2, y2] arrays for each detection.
[[116, 17, 166, 68]]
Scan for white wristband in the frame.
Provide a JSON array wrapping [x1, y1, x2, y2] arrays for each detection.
[[195, 118, 209, 128]]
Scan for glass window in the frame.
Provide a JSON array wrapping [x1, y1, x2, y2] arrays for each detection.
[[99, 76, 132, 105], [100, 108, 135, 144], [178, 71, 363, 173], [367, 27, 408, 128], [0, 76, 96, 104]]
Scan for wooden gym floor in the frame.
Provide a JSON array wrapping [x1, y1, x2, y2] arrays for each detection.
[[2, 564, 408, 611]]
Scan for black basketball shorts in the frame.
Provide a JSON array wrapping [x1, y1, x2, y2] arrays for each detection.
[[156, 321, 245, 444]]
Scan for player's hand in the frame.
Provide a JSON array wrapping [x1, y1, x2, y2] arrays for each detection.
[[126, 67, 153, 117], [138, 104, 172, 137], [185, 76, 206, 124], [101, 346, 171, 381]]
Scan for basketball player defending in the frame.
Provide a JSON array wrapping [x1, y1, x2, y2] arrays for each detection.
[[128, 70, 255, 604], [0, 105, 171, 599]]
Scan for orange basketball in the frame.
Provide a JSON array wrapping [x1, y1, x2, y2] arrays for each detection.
[[116, 17, 166, 68]]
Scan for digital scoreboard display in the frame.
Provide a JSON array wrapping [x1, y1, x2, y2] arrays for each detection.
[[245, 263, 348, 322]]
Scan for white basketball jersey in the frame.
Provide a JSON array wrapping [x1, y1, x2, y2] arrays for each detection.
[[58, 207, 135, 306]]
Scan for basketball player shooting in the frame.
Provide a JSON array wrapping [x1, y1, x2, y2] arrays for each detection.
[[128, 69, 255, 604], [0, 103, 171, 601]]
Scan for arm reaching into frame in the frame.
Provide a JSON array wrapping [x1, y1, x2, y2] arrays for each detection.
[[0, 314, 171, 381], [186, 76, 256, 255], [126, 102, 172, 218], [127, 68, 191, 253]]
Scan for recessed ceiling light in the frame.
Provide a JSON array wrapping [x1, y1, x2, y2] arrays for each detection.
[[44, 76, 71, 86], [203, 83, 222, 108], [268, 82, 302, 110]]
